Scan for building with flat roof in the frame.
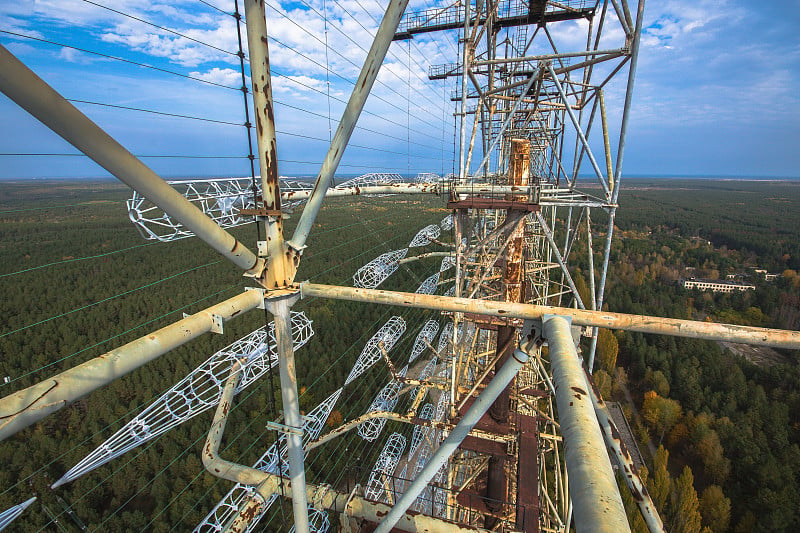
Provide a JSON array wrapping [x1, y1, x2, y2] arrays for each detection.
[[682, 278, 755, 293]]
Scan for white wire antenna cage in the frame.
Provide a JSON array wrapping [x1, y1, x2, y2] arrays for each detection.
[[53, 312, 314, 488], [409, 403, 434, 457], [0, 497, 36, 531], [415, 272, 440, 295], [357, 365, 408, 442], [439, 254, 456, 272], [363, 432, 407, 502], [344, 316, 406, 385], [337, 173, 403, 188], [289, 507, 330, 533], [408, 224, 441, 248], [352, 248, 409, 289], [409, 319, 440, 363], [127, 177, 312, 242], [195, 388, 342, 533], [414, 173, 441, 183], [352, 215, 453, 289]]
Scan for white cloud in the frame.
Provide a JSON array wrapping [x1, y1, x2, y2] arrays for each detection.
[[189, 67, 242, 87]]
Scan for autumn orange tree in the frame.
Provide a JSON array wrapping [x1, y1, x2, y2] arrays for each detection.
[[642, 390, 682, 445]]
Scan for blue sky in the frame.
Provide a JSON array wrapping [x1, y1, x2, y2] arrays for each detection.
[[0, 0, 798, 179]]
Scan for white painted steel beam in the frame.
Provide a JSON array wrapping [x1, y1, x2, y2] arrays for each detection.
[[0, 289, 265, 442]]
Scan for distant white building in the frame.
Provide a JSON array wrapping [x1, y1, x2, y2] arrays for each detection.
[[682, 278, 755, 293], [753, 268, 781, 281]]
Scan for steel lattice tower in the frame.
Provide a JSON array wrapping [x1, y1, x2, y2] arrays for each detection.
[[1, 1, 799, 532]]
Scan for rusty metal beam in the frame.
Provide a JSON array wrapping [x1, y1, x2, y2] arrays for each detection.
[[0, 289, 264, 442], [584, 371, 666, 532], [543, 315, 629, 533], [374, 345, 529, 533], [244, 0, 292, 288], [202, 366, 492, 533], [288, 0, 410, 253], [0, 44, 264, 278], [299, 284, 800, 349]]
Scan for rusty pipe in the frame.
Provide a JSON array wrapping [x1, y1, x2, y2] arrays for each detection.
[[584, 371, 666, 533], [543, 315, 630, 533], [202, 362, 277, 487]]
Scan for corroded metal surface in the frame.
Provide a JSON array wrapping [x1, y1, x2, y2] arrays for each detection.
[[301, 284, 800, 349]]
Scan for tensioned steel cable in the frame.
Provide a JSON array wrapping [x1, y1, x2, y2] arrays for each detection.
[[0, 285, 241, 390], [79, 0, 240, 57], [0, 260, 225, 339], [195, 0, 234, 16], [58, 96, 443, 159], [0, 30, 239, 91], [0, 241, 162, 278], [260, 30, 444, 134], [261, 1, 447, 128], [0, 153, 247, 159], [322, 0, 453, 113], [327, 0, 448, 114], [265, 0, 448, 114], [0, 30, 450, 149], [67, 98, 241, 125], [65, 220, 433, 529], [24, 216, 428, 528], [232, 0, 261, 246]]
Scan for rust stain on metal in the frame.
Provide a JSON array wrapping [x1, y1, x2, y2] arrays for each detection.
[[241, 501, 261, 522]]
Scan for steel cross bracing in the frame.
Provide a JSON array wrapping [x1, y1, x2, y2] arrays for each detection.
[[2, 0, 797, 531], [363, 0, 649, 530]]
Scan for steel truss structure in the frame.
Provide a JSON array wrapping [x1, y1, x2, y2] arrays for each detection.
[[1, 0, 799, 532]]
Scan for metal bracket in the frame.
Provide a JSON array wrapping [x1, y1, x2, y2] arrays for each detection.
[[257, 240, 268, 257], [208, 314, 224, 334], [520, 318, 543, 349], [265, 420, 303, 436], [244, 286, 267, 309], [285, 239, 307, 254]]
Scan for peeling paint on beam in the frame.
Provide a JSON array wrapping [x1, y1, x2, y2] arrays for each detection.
[[299, 284, 800, 349]]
